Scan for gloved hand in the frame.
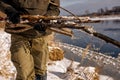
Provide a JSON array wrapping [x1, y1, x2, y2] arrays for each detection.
[[5, 7, 20, 24], [34, 22, 47, 32]]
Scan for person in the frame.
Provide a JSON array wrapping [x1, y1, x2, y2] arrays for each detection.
[[0, 0, 60, 80]]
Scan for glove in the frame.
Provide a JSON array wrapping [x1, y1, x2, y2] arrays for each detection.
[[34, 22, 47, 32], [5, 7, 20, 24]]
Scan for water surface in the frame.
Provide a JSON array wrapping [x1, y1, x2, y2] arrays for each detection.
[[55, 20, 120, 57]]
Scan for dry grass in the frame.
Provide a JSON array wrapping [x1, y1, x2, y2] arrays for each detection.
[[81, 44, 91, 59], [49, 46, 64, 61]]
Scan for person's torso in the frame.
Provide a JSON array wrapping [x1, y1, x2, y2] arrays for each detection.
[[3, 0, 50, 15]]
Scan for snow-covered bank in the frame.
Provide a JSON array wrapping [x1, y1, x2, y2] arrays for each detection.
[[47, 58, 114, 80], [0, 29, 16, 80], [54, 42, 120, 80], [58, 42, 120, 71], [90, 16, 120, 21]]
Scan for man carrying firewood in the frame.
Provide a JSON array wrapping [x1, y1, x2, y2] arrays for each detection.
[[0, 0, 60, 80]]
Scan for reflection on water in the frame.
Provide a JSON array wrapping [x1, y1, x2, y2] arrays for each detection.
[[55, 20, 120, 57]]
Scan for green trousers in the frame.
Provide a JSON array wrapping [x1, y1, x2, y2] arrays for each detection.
[[10, 34, 48, 80]]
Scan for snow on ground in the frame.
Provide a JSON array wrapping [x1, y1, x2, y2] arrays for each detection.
[[99, 75, 114, 80], [47, 58, 114, 80], [0, 29, 16, 80]]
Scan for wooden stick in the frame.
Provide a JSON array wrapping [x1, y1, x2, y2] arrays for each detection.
[[21, 15, 100, 23], [49, 27, 73, 37]]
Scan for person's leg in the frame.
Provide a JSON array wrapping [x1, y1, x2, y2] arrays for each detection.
[[31, 37, 48, 78], [10, 34, 35, 80]]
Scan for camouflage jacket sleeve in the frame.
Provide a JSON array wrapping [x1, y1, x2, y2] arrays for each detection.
[[0, 1, 13, 13], [45, 0, 60, 16]]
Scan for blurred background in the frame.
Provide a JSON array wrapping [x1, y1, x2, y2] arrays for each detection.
[[60, 0, 120, 15]]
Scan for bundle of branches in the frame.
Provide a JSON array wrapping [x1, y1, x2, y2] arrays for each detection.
[[0, 15, 119, 48]]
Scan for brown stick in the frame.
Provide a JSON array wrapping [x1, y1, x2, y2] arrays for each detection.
[[21, 15, 100, 23], [49, 28, 73, 37], [93, 32, 120, 48]]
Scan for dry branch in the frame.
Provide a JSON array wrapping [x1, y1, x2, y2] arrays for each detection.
[[21, 15, 100, 23], [2, 15, 120, 48]]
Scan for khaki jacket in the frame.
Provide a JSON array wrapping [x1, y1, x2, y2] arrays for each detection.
[[0, 0, 60, 38], [0, 0, 60, 15]]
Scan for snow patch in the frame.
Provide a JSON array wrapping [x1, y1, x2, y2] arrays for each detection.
[[0, 29, 16, 80]]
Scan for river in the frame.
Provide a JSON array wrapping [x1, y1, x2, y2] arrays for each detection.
[[55, 20, 120, 57]]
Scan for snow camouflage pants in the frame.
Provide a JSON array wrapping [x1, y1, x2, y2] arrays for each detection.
[[10, 34, 49, 80]]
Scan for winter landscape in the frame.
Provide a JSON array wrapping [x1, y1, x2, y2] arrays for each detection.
[[0, 0, 120, 80]]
